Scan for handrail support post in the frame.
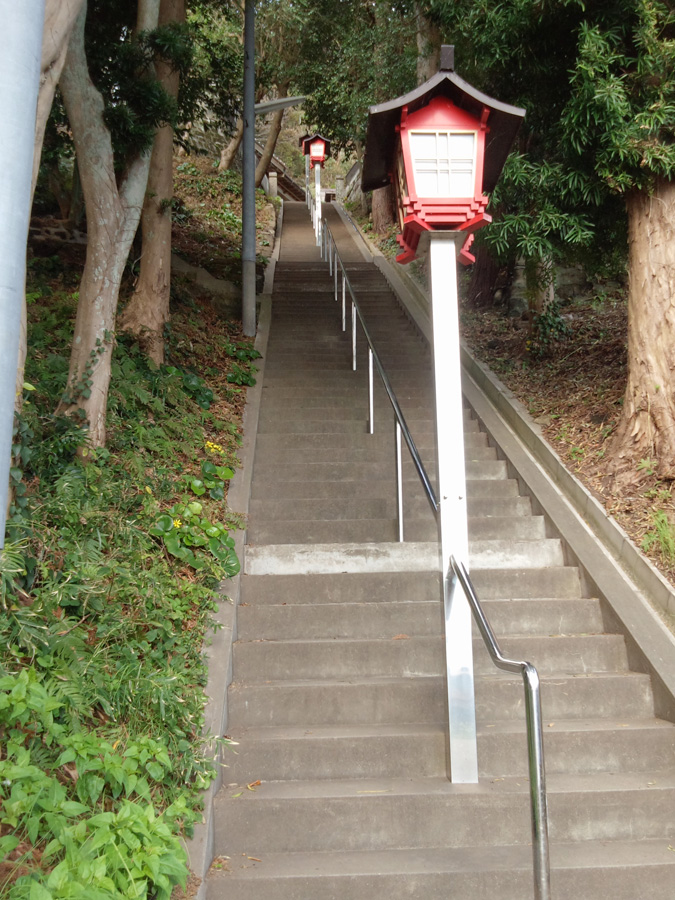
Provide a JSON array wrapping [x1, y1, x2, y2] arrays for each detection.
[[396, 421, 404, 542], [368, 348, 374, 434]]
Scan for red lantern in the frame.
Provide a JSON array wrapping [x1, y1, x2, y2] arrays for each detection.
[[394, 96, 490, 265], [301, 133, 331, 169], [362, 46, 524, 265]]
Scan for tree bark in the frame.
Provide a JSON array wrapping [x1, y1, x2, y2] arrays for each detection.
[[254, 82, 289, 188], [15, 0, 86, 415], [467, 242, 500, 308], [371, 184, 394, 234], [58, 0, 160, 447], [119, 0, 184, 365], [219, 118, 244, 171], [606, 178, 675, 484], [415, 5, 441, 84]]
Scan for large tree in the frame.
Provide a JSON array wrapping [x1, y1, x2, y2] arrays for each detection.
[[426, 0, 675, 483], [58, 0, 171, 446], [118, 0, 188, 364]]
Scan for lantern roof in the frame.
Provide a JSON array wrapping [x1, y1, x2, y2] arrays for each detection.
[[361, 46, 525, 194], [301, 133, 332, 156]]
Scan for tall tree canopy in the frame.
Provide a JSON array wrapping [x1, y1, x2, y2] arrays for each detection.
[[423, 0, 675, 483]]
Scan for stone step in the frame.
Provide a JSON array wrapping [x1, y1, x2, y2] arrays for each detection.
[[263, 359, 429, 375], [240, 567, 582, 604], [232, 634, 628, 682], [249, 473, 514, 501], [260, 383, 434, 399], [225, 718, 675, 783], [252, 392, 435, 412], [254, 415, 441, 435], [213, 772, 675, 855], [208, 840, 675, 900], [229, 670, 654, 727], [236, 595, 603, 642], [255, 406, 446, 429], [246, 516, 438, 544]]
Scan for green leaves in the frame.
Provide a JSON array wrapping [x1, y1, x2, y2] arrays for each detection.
[[151, 503, 240, 577]]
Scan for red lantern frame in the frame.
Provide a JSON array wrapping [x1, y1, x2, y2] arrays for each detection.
[[394, 96, 491, 265]]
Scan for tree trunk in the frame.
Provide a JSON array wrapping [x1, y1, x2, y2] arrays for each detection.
[[219, 118, 244, 171], [467, 242, 500, 308], [415, 5, 441, 84], [254, 83, 289, 188], [371, 184, 394, 234], [58, 0, 160, 447], [606, 178, 675, 485], [119, 0, 184, 365], [67, 159, 85, 228], [14, 0, 86, 414]]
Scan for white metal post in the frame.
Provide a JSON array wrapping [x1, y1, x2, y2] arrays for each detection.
[[0, 0, 45, 549], [305, 155, 310, 207], [429, 232, 478, 783], [241, 0, 256, 337], [314, 164, 322, 244]]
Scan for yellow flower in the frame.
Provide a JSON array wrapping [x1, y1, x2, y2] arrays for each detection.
[[206, 441, 223, 454], [173, 518, 182, 528]]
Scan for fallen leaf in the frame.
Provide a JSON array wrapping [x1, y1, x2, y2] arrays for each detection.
[[548, 723, 555, 727], [247, 857, 262, 862], [392, 634, 409, 640], [231, 792, 243, 798], [247, 780, 261, 791]]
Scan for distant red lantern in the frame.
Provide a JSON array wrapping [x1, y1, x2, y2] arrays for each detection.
[[302, 133, 331, 169], [362, 46, 524, 265]]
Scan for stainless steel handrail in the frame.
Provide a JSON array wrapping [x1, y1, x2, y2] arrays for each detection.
[[321, 221, 438, 535], [449, 555, 551, 900]]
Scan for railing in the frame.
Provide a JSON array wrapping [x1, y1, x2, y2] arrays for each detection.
[[307, 186, 321, 245], [320, 216, 551, 900], [450, 556, 551, 900], [321, 220, 438, 541]]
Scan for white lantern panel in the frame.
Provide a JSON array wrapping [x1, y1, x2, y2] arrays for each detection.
[[409, 130, 476, 198]]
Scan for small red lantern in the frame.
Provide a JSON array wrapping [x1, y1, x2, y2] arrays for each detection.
[[362, 46, 524, 265], [302, 133, 331, 169]]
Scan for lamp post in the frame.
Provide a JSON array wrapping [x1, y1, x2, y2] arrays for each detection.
[[362, 45, 524, 785], [0, 0, 44, 549], [301, 133, 331, 243], [298, 132, 311, 206]]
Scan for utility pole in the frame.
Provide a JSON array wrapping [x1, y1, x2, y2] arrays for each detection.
[[241, 0, 256, 336], [0, 1, 45, 548]]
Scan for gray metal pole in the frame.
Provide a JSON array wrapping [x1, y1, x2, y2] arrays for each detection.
[[241, 0, 256, 336], [0, 1, 45, 549]]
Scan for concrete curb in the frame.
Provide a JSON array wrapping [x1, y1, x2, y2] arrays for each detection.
[[182, 208, 278, 898], [336, 204, 675, 720]]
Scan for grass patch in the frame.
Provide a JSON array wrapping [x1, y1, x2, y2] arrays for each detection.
[[0, 259, 258, 896]]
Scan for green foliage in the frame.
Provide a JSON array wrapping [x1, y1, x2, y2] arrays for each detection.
[[3, 285, 244, 893], [298, 0, 417, 154], [185, 459, 235, 501], [423, 0, 675, 273], [527, 300, 572, 359], [150, 500, 239, 576], [0, 671, 189, 899], [561, 5, 675, 193], [642, 510, 675, 562]]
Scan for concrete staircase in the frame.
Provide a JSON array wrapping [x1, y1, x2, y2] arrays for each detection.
[[206, 204, 675, 898]]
